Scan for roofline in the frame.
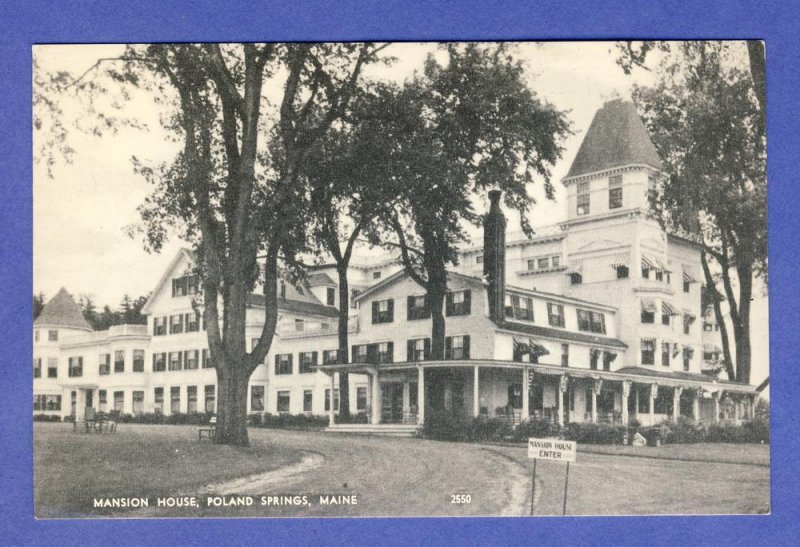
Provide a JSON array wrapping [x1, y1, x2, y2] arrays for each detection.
[[33, 322, 93, 333], [141, 248, 195, 315], [561, 163, 663, 185], [504, 284, 618, 313], [353, 269, 409, 302], [494, 325, 626, 350]]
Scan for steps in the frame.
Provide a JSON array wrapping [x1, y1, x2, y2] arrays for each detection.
[[325, 423, 420, 437]]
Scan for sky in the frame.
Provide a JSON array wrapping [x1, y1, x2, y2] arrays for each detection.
[[32, 42, 769, 385]]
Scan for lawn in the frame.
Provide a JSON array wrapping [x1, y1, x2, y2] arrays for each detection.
[[578, 442, 769, 467], [34, 422, 301, 518]]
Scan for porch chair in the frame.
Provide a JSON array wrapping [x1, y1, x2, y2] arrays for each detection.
[[199, 415, 217, 440]]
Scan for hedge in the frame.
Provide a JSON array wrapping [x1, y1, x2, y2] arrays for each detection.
[[33, 414, 62, 422], [248, 412, 328, 430]]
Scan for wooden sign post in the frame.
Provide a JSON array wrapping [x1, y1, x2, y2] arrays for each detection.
[[527, 438, 577, 516]]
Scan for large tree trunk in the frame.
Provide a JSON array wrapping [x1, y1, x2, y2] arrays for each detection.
[[701, 252, 736, 380], [336, 264, 351, 418], [214, 357, 251, 446], [428, 280, 447, 360], [735, 261, 754, 384]]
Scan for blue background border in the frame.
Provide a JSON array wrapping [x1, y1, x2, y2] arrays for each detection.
[[2, 1, 798, 544]]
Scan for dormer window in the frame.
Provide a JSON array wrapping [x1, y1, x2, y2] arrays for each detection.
[[172, 275, 199, 297], [577, 182, 590, 215], [372, 271, 381, 280], [608, 175, 623, 209], [476, 255, 483, 264]]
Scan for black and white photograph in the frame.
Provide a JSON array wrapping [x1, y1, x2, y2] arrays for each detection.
[[32, 41, 769, 518]]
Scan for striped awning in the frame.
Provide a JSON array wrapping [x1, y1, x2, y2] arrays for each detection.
[[528, 338, 550, 357], [640, 298, 657, 312], [662, 301, 679, 316], [609, 252, 630, 268], [683, 345, 695, 355], [703, 343, 722, 354], [642, 254, 669, 271], [565, 260, 583, 275], [683, 267, 698, 283]]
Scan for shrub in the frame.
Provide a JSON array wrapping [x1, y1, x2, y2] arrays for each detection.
[[422, 409, 472, 442], [248, 413, 263, 427], [742, 418, 770, 443], [513, 418, 561, 442], [662, 417, 706, 444], [259, 412, 328, 430], [468, 416, 513, 442], [335, 412, 369, 424], [562, 422, 629, 445], [33, 414, 62, 422]]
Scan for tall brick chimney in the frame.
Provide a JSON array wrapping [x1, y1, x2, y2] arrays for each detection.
[[484, 190, 506, 322]]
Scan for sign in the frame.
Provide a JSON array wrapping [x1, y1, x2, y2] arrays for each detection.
[[527, 438, 577, 463]]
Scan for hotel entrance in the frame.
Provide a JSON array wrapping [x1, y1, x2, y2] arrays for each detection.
[[381, 383, 404, 423]]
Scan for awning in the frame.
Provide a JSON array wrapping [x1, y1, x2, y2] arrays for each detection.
[[703, 343, 723, 354], [683, 345, 695, 356], [640, 298, 657, 313], [682, 267, 698, 283], [565, 260, 583, 275], [609, 252, 630, 268], [662, 301, 679, 316], [641, 336, 656, 343], [642, 253, 669, 271], [528, 338, 550, 357]]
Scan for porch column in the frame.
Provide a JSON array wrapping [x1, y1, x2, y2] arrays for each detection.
[[558, 375, 566, 426], [649, 384, 657, 426], [734, 398, 740, 423], [328, 373, 335, 426], [622, 380, 631, 425], [713, 392, 721, 423], [592, 378, 602, 423], [521, 367, 529, 421], [673, 386, 683, 421], [751, 395, 757, 419], [371, 371, 381, 425], [692, 389, 700, 422], [473, 365, 481, 418], [417, 366, 425, 426]]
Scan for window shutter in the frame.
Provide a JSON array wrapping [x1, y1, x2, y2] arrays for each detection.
[[445, 292, 453, 316], [464, 290, 472, 314], [407, 297, 414, 319], [312, 352, 318, 366], [387, 342, 394, 363], [407, 340, 415, 361], [372, 301, 379, 324], [526, 298, 533, 320], [463, 336, 471, 359], [424, 338, 431, 360], [288, 354, 293, 373], [152, 354, 156, 371], [153, 318, 157, 335], [387, 299, 394, 321], [512, 295, 520, 316], [275, 354, 280, 374], [445, 336, 452, 359]]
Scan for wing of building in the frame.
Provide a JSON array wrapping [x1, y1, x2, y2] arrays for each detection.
[[33, 99, 757, 430]]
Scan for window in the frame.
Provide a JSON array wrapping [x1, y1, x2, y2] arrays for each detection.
[[350, 289, 362, 309], [34, 330, 39, 343], [655, 270, 663, 282], [683, 280, 691, 293], [352, 344, 371, 364], [154, 388, 164, 414], [616, 265, 629, 279], [648, 174, 657, 196], [561, 344, 569, 367], [551, 256, 560, 268], [445, 335, 470, 360], [446, 290, 471, 316], [586, 311, 605, 334], [527, 259, 536, 271], [325, 389, 340, 412], [47, 358, 58, 378], [577, 309, 591, 332], [683, 348, 693, 371], [172, 275, 199, 297], [576, 182, 590, 215], [202, 349, 213, 369], [113, 391, 124, 412], [505, 294, 533, 321], [133, 350, 145, 372], [170, 387, 180, 414], [277, 390, 290, 413], [372, 299, 394, 324], [114, 350, 125, 373], [184, 350, 199, 370], [407, 338, 430, 362], [641, 309, 655, 323], [294, 319, 305, 332], [299, 352, 317, 374], [641, 266, 650, 279], [641, 340, 655, 365], [372, 271, 381, 280], [327, 287, 336, 306], [407, 295, 430, 320], [476, 254, 484, 264], [48, 330, 58, 342], [323, 349, 340, 365], [153, 317, 167, 336], [547, 303, 565, 327], [570, 273, 582, 285], [33, 358, 41, 378], [275, 354, 293, 375], [661, 343, 670, 367], [68, 357, 83, 377], [280, 281, 286, 299], [661, 311, 671, 326], [356, 387, 367, 411], [303, 390, 313, 412], [98, 390, 107, 411], [590, 348, 600, 370], [204, 385, 215, 413], [683, 314, 694, 335], [169, 314, 184, 334], [377, 342, 394, 364], [169, 351, 182, 371], [153, 353, 167, 372], [248, 386, 264, 412], [186, 312, 200, 332], [133, 391, 144, 415], [48, 395, 62, 411], [537, 257, 550, 269], [608, 174, 623, 209]]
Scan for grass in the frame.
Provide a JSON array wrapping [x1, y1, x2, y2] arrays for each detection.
[[34, 422, 301, 518], [578, 442, 770, 466]]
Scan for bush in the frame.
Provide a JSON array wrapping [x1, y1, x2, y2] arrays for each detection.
[[563, 422, 630, 445], [742, 418, 770, 443], [422, 410, 472, 442], [335, 412, 369, 424], [258, 412, 328, 430], [33, 414, 62, 422], [513, 419, 561, 442], [469, 416, 513, 442], [661, 417, 706, 444]]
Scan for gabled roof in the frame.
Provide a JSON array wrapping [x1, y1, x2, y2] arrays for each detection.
[[141, 248, 196, 315], [34, 288, 92, 331], [493, 320, 627, 349], [354, 270, 486, 303], [247, 293, 339, 318], [307, 272, 337, 287], [565, 99, 662, 180]]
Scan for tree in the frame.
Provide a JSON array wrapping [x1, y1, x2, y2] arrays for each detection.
[[37, 43, 386, 445], [303, 85, 402, 417], [617, 41, 766, 384], [380, 44, 570, 357], [78, 294, 99, 328], [33, 292, 46, 320]]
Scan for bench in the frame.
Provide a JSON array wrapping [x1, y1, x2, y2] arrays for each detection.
[[199, 416, 217, 440]]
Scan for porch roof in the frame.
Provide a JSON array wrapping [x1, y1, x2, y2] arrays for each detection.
[[614, 366, 754, 390], [493, 319, 628, 349]]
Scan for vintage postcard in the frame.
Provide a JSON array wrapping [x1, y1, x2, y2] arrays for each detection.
[[32, 41, 769, 518]]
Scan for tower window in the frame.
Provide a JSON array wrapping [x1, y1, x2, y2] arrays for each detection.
[[608, 175, 623, 209], [576, 182, 590, 215]]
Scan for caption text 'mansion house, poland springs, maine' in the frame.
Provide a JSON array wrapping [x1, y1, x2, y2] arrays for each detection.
[[33, 99, 758, 434]]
